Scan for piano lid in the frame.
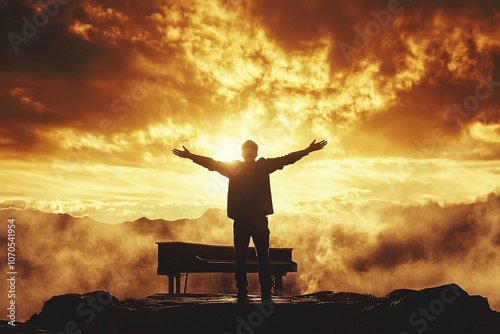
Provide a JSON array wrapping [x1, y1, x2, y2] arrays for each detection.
[[156, 241, 293, 250]]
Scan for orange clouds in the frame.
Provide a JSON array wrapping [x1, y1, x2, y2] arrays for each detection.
[[1, 0, 498, 160], [0, 0, 498, 264], [0, 3, 499, 330]]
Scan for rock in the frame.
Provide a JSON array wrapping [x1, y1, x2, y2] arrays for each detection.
[[27, 291, 118, 334], [4, 284, 499, 334]]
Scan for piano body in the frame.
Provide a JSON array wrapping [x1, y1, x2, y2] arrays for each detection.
[[156, 241, 297, 296]]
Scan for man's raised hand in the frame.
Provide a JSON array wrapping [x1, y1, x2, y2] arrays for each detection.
[[172, 146, 193, 159], [307, 139, 328, 153]]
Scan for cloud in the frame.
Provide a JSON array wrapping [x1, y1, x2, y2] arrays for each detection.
[[2, 192, 500, 322], [245, 0, 500, 156], [1, 0, 498, 166], [270, 192, 500, 312], [0, 0, 172, 154], [1, 1, 499, 324]]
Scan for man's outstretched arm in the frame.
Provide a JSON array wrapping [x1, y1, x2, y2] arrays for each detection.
[[172, 146, 194, 159], [265, 139, 328, 172], [172, 146, 229, 176], [305, 139, 328, 153]]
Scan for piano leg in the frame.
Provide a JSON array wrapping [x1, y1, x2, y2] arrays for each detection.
[[274, 275, 283, 296], [175, 274, 181, 294], [168, 275, 174, 294]]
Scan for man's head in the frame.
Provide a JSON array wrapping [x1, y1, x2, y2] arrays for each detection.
[[241, 140, 258, 162]]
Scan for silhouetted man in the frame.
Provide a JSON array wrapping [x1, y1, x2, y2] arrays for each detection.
[[172, 139, 327, 301]]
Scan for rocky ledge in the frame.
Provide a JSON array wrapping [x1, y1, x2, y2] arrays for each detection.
[[1, 283, 499, 334]]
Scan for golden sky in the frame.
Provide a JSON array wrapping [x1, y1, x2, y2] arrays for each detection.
[[0, 0, 499, 223], [1, 0, 500, 321]]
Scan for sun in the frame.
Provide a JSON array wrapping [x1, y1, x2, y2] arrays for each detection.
[[212, 137, 244, 161]]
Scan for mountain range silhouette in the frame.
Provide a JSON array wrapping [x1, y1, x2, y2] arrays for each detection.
[[1, 199, 500, 333]]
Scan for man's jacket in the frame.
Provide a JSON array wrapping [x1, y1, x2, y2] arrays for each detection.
[[191, 150, 308, 219]]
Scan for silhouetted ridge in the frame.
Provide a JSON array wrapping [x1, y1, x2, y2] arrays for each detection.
[[2, 284, 498, 334]]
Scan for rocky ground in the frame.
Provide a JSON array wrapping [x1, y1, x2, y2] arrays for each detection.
[[1, 283, 499, 334]]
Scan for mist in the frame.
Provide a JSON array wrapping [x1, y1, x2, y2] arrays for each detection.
[[1, 192, 499, 322]]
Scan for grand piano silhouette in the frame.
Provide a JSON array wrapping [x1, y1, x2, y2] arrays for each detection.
[[156, 241, 297, 296]]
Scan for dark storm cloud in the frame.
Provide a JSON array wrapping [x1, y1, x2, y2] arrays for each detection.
[[1, 0, 498, 159], [1, 0, 103, 74], [245, 0, 498, 67], [340, 74, 500, 158], [246, 0, 500, 156], [0, 0, 170, 154]]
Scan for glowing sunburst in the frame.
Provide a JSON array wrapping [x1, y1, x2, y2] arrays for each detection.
[[211, 137, 245, 161]]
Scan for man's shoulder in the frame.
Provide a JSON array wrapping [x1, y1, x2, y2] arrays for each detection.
[[222, 160, 245, 175], [256, 157, 273, 166]]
